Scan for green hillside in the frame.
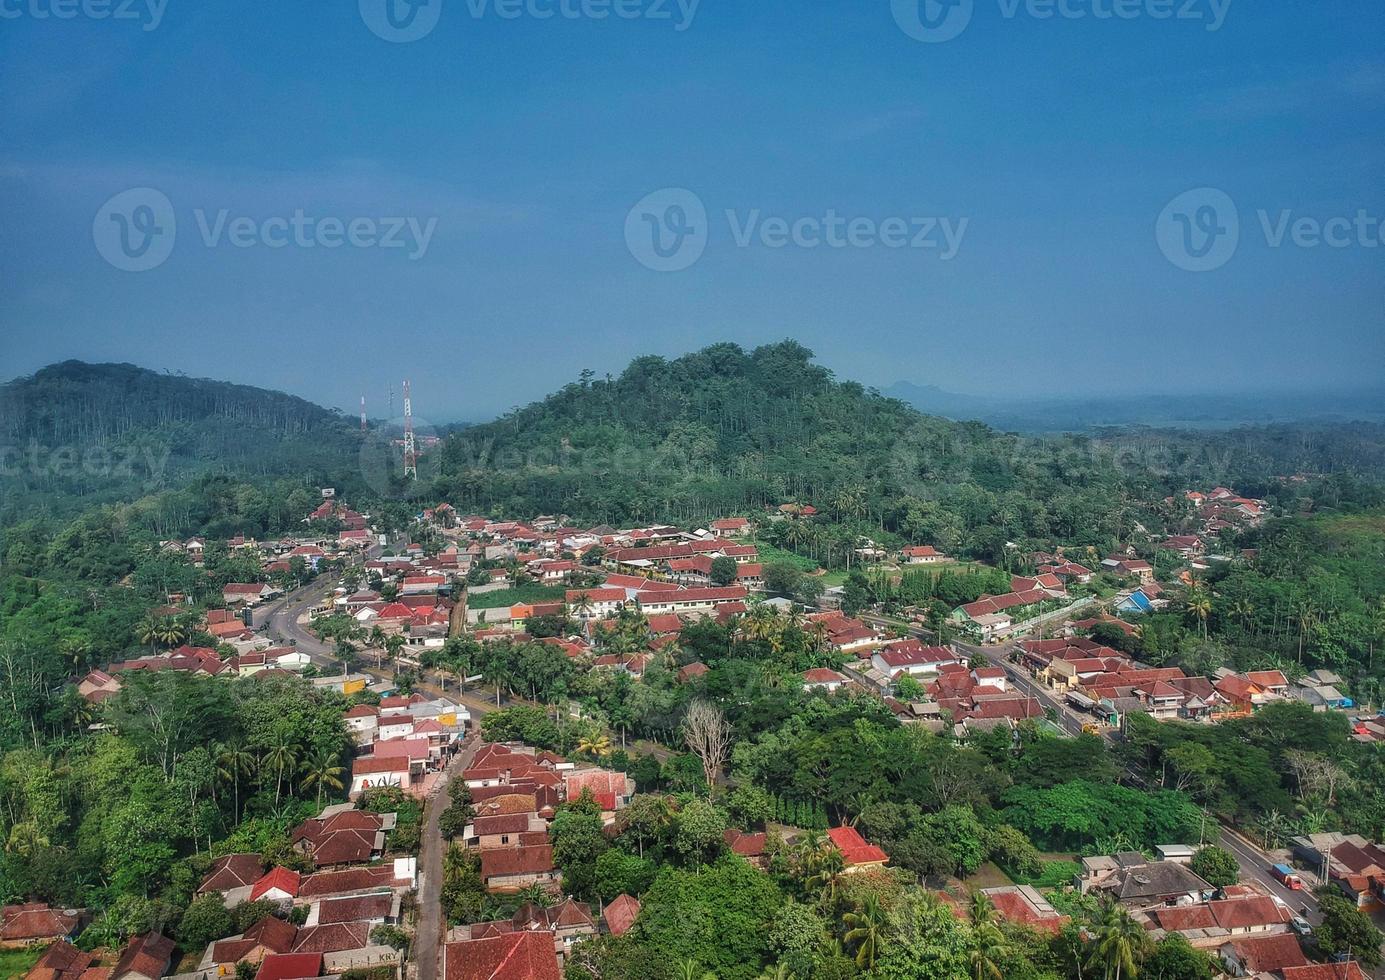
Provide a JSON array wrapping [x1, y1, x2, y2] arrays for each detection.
[[0, 361, 363, 522]]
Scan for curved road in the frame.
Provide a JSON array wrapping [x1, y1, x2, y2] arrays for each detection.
[[863, 612, 1344, 946]]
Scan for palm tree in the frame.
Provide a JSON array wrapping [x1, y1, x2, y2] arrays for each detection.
[[576, 731, 613, 760], [968, 892, 997, 928], [843, 894, 887, 968], [1185, 587, 1212, 641], [970, 922, 1010, 980], [263, 735, 295, 806], [571, 592, 595, 619], [675, 961, 716, 980], [218, 740, 257, 820], [1087, 903, 1147, 980], [299, 749, 346, 806], [756, 966, 795, 980]]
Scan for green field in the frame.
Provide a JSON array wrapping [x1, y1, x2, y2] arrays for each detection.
[[466, 582, 567, 610], [1, 946, 44, 980], [747, 540, 820, 573]]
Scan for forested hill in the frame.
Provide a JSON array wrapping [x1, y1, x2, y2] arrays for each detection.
[[0, 361, 361, 521], [433, 341, 1385, 542], [435, 340, 1108, 533]]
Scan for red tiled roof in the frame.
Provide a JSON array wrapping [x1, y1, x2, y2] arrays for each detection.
[[481, 845, 555, 879], [602, 895, 641, 937], [254, 952, 322, 980], [442, 932, 560, 980], [250, 867, 301, 901], [1224, 934, 1308, 974], [826, 827, 888, 866]]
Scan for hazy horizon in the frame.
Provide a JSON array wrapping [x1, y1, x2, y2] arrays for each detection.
[[3, 4, 1383, 420]]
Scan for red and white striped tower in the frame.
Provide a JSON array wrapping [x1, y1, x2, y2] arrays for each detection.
[[402, 380, 417, 479]]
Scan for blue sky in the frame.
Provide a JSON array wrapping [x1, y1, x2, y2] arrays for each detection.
[[1, 0, 1382, 422]]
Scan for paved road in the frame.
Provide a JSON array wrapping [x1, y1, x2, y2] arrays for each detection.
[[864, 613, 1339, 936], [256, 577, 341, 665], [415, 736, 482, 980]]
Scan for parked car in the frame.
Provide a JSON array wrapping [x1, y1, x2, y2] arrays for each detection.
[[1291, 916, 1313, 937]]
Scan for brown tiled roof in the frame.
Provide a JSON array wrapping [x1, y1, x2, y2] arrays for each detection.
[[112, 932, 175, 980], [297, 865, 401, 899], [1, 904, 82, 942], [316, 893, 392, 925], [480, 846, 555, 879], [602, 895, 640, 936], [442, 932, 560, 980], [290, 921, 371, 955], [201, 853, 265, 893]]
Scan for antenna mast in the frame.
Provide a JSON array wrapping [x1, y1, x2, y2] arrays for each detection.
[[402, 380, 417, 479], [360, 396, 367, 431]]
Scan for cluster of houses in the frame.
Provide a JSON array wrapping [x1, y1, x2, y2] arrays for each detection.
[[344, 693, 471, 798], [1014, 634, 1373, 731], [1070, 848, 1369, 980]]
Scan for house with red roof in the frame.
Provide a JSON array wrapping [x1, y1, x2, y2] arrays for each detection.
[[254, 952, 322, 980], [870, 641, 959, 681], [802, 668, 848, 692], [710, 517, 751, 538], [249, 868, 301, 902], [826, 827, 889, 871], [601, 895, 641, 936], [479, 846, 560, 894], [110, 933, 175, 980], [563, 769, 634, 814], [442, 931, 561, 980], [981, 887, 1069, 935], [1, 904, 86, 947], [900, 545, 948, 564]]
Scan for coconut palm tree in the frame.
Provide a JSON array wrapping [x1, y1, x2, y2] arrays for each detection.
[[843, 894, 887, 968], [576, 731, 613, 760], [571, 592, 595, 619], [1185, 588, 1212, 641], [1087, 903, 1147, 980], [968, 892, 997, 928], [217, 740, 257, 821], [970, 923, 1010, 980], [675, 961, 716, 980], [263, 735, 296, 807], [299, 749, 346, 806]]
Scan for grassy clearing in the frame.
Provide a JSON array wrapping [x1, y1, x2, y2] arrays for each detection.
[[466, 583, 567, 610], [1, 946, 44, 980]]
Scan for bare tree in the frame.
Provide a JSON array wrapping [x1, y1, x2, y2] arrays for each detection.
[[683, 700, 731, 796]]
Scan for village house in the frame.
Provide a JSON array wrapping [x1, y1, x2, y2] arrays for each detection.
[[870, 641, 959, 681], [601, 895, 641, 937], [900, 544, 948, 565], [480, 845, 560, 894], [1, 904, 85, 947], [110, 930, 175, 980], [442, 931, 561, 980], [1078, 853, 1211, 908], [223, 583, 276, 606], [827, 827, 889, 872]]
